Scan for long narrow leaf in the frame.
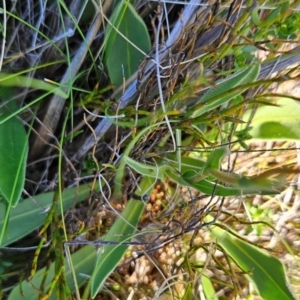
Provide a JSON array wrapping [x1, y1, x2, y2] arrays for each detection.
[[8, 245, 96, 300], [201, 275, 218, 300], [0, 90, 28, 207], [212, 225, 297, 300], [0, 183, 97, 246], [0, 88, 29, 245], [190, 63, 260, 118], [91, 176, 155, 297], [0, 73, 67, 100]]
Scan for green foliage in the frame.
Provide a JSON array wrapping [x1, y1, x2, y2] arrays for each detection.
[[252, 1, 300, 40], [104, 0, 151, 88], [201, 275, 218, 300], [189, 63, 260, 119], [0, 74, 67, 108], [7, 183, 100, 299], [243, 98, 300, 140], [8, 179, 155, 299], [0, 183, 97, 247], [8, 245, 96, 300], [0, 88, 28, 245], [212, 223, 297, 300], [245, 203, 272, 236], [0, 95, 27, 207], [3, 0, 300, 299], [125, 149, 280, 196], [91, 177, 155, 297], [279, 12, 300, 37]]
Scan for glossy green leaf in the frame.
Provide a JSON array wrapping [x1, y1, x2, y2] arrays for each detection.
[[245, 98, 300, 140], [8, 245, 96, 300], [212, 225, 297, 300], [104, 0, 150, 88], [190, 63, 260, 118], [262, 5, 283, 27], [0, 183, 96, 246]]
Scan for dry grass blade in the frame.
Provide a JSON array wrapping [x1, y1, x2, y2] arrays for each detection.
[[258, 45, 300, 79], [29, 1, 113, 160]]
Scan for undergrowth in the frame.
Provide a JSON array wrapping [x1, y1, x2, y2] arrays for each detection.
[[0, 0, 300, 299]]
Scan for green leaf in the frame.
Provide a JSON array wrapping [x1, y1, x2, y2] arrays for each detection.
[[8, 178, 155, 299], [8, 245, 96, 300], [279, 13, 300, 36], [179, 176, 276, 196], [0, 97, 28, 208], [166, 152, 277, 196], [201, 275, 218, 300], [262, 5, 283, 26], [91, 176, 155, 297], [104, 1, 150, 88], [208, 168, 279, 194], [190, 63, 260, 118], [0, 73, 67, 100], [0, 88, 29, 245], [245, 98, 300, 140], [212, 224, 297, 300], [251, 8, 260, 26], [0, 183, 96, 246], [124, 156, 158, 178], [182, 283, 194, 300], [280, 1, 290, 13], [201, 147, 229, 176]]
